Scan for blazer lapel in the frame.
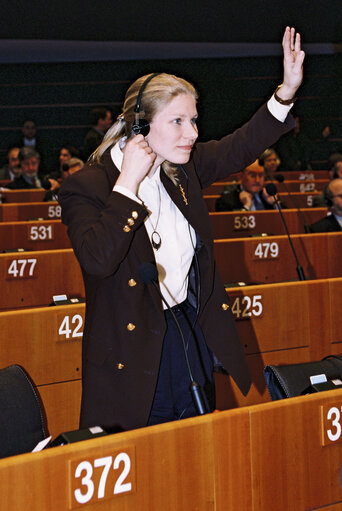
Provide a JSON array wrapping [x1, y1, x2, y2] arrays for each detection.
[[160, 167, 213, 244]]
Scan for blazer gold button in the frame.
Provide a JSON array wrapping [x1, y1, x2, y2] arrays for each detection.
[[117, 363, 125, 370], [222, 303, 229, 310], [123, 225, 131, 232], [131, 211, 138, 219], [127, 217, 134, 226], [127, 323, 135, 331], [128, 279, 136, 287]]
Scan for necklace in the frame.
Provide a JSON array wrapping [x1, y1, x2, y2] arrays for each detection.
[[148, 182, 162, 251]]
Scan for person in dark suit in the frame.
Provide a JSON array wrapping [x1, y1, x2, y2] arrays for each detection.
[[82, 107, 113, 161], [312, 158, 342, 207], [59, 27, 305, 432], [0, 147, 21, 181], [5, 147, 44, 189], [215, 160, 279, 211], [310, 178, 342, 232], [10, 119, 51, 174]]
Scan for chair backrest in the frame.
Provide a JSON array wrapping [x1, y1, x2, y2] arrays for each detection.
[[264, 356, 342, 400], [0, 364, 48, 458]]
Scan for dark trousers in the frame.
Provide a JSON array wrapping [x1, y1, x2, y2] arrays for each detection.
[[147, 300, 215, 426]]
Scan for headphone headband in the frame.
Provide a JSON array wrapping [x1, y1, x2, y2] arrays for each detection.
[[132, 73, 161, 137], [134, 73, 161, 114]]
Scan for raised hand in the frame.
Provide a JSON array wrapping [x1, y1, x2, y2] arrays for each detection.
[[277, 26, 305, 101]]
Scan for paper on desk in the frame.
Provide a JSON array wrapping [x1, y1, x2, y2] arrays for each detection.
[[32, 436, 52, 452]]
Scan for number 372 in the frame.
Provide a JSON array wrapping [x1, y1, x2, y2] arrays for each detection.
[[71, 451, 134, 507]]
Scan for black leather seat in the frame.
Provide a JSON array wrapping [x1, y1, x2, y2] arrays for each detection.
[[0, 364, 48, 458]]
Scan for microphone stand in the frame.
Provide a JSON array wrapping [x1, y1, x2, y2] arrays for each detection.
[[266, 184, 306, 281], [274, 174, 312, 233]]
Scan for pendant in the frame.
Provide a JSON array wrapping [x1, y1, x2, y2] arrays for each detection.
[[179, 184, 188, 205], [151, 231, 162, 250]]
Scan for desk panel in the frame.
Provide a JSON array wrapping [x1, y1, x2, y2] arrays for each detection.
[[203, 179, 328, 196], [0, 220, 70, 251], [209, 208, 326, 238], [0, 248, 83, 309], [215, 232, 342, 285], [1, 391, 342, 510], [1, 189, 46, 203], [0, 201, 61, 221], [0, 304, 83, 384], [205, 191, 322, 211]]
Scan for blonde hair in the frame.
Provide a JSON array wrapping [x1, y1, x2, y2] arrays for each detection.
[[91, 73, 198, 183]]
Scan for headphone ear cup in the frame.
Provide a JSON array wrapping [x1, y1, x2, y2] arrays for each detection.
[[131, 119, 150, 137], [323, 186, 333, 207]]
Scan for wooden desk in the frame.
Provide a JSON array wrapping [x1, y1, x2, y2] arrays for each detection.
[[0, 248, 84, 309], [205, 191, 322, 211], [209, 208, 327, 238], [203, 179, 328, 196], [0, 304, 83, 385], [0, 219, 70, 251], [0, 201, 61, 221], [216, 277, 342, 409], [0, 188, 46, 203], [1, 389, 342, 510], [1, 277, 341, 436], [0, 272, 339, 440], [277, 170, 330, 180], [214, 232, 342, 285], [279, 191, 323, 208], [0, 304, 84, 437], [202, 170, 329, 192]]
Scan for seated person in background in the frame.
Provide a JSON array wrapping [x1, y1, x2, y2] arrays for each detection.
[[4, 147, 44, 189], [11, 119, 50, 173], [310, 178, 342, 232], [330, 159, 342, 179], [275, 115, 312, 171], [312, 158, 342, 207], [258, 148, 281, 179], [82, 107, 113, 161], [55, 145, 81, 176], [44, 157, 84, 201], [310, 125, 339, 170], [0, 147, 21, 181], [215, 160, 279, 211]]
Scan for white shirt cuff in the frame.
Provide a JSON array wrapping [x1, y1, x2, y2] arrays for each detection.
[[113, 185, 142, 204], [267, 94, 293, 123]]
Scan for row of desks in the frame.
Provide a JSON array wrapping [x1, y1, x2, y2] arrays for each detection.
[[1, 276, 341, 439], [205, 191, 324, 210], [202, 178, 329, 195], [0, 170, 330, 201], [1, 231, 341, 309], [1, 385, 342, 510], [0, 209, 329, 254]]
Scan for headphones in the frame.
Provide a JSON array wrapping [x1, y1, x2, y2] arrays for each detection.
[[131, 73, 161, 137], [323, 184, 333, 207]]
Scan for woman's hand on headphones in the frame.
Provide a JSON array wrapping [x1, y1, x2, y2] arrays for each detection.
[[117, 134, 156, 194]]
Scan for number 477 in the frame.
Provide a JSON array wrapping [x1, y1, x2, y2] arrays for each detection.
[[7, 259, 37, 278]]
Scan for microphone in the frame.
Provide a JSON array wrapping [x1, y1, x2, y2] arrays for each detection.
[[265, 183, 306, 281], [275, 174, 311, 233], [41, 178, 51, 190], [138, 262, 209, 416]]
